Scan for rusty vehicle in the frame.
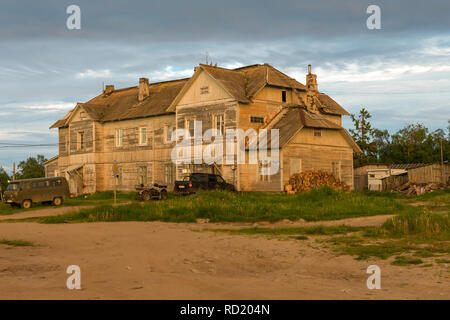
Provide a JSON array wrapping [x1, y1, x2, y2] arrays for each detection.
[[2, 177, 70, 208], [135, 183, 168, 201]]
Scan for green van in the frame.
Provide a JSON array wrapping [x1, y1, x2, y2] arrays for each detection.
[[2, 177, 70, 208]]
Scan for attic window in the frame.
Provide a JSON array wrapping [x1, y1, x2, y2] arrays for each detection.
[[314, 128, 322, 137], [250, 116, 264, 124], [80, 111, 86, 120], [282, 90, 287, 102], [200, 86, 209, 94]]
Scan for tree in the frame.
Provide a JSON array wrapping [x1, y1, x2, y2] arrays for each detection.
[[349, 108, 377, 166], [0, 167, 10, 192], [16, 155, 47, 180]]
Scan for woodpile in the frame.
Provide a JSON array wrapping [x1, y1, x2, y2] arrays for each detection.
[[285, 170, 350, 194], [395, 180, 449, 196]]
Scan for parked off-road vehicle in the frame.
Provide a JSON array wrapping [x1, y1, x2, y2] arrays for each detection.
[[135, 183, 168, 201], [174, 173, 235, 195], [2, 177, 70, 208]]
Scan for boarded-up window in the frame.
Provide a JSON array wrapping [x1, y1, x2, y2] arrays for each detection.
[[60, 136, 66, 152], [77, 132, 85, 151], [290, 158, 302, 176], [331, 161, 341, 179]]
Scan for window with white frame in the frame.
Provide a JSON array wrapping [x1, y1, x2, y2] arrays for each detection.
[[139, 127, 147, 145], [116, 129, 123, 147], [214, 114, 225, 136]]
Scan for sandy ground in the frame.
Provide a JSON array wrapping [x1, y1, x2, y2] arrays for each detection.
[[0, 206, 93, 221], [0, 218, 448, 300]]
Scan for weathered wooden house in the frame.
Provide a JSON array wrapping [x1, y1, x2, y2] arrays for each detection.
[[47, 63, 360, 194]]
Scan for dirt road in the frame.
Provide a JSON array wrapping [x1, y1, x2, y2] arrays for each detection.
[[0, 206, 92, 221], [0, 220, 448, 299]]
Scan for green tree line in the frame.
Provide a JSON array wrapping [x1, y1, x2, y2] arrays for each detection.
[[350, 108, 450, 167]]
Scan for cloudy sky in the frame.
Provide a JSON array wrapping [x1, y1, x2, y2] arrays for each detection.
[[0, 0, 449, 172]]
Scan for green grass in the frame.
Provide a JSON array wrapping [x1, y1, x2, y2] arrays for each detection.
[[214, 225, 365, 236], [212, 209, 450, 265], [0, 191, 137, 216], [324, 212, 450, 263], [391, 256, 424, 266], [382, 211, 449, 236], [36, 188, 422, 224], [0, 239, 34, 247]]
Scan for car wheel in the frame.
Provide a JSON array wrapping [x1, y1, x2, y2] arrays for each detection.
[[160, 190, 168, 200], [22, 200, 32, 209], [53, 197, 63, 206]]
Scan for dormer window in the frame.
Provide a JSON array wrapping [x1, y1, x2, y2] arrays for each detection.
[[282, 90, 287, 102]]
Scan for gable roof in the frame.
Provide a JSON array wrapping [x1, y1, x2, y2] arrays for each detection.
[[200, 64, 250, 103], [50, 63, 350, 129], [50, 78, 188, 128], [236, 63, 306, 97], [316, 93, 350, 116], [264, 105, 361, 152]]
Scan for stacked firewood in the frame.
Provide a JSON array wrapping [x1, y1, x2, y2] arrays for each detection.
[[395, 181, 448, 196], [285, 170, 350, 194]]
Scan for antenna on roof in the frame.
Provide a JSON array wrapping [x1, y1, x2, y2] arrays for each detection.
[[205, 52, 209, 65], [102, 81, 105, 93]]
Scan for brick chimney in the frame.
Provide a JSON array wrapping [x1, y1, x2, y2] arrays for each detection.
[[306, 64, 318, 93], [138, 77, 150, 101], [104, 85, 114, 95], [305, 65, 319, 113]]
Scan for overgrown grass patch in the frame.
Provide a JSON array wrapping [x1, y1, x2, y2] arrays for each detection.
[[325, 212, 449, 263], [214, 225, 365, 236], [0, 191, 137, 216], [0, 239, 34, 247], [37, 188, 422, 224], [391, 256, 423, 266]]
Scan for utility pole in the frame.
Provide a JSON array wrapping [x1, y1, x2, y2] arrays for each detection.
[[440, 138, 444, 184], [12, 162, 15, 181]]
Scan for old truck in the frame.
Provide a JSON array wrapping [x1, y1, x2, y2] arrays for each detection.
[[174, 173, 235, 195], [2, 177, 70, 208]]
